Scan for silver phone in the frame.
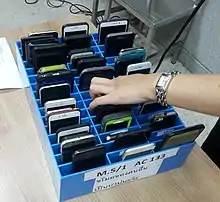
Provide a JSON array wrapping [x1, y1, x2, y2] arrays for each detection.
[[120, 143, 156, 160]]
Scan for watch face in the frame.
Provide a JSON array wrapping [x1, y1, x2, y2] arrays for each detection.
[[157, 74, 172, 90]]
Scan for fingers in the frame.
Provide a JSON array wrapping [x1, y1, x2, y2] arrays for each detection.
[[91, 77, 113, 86], [89, 94, 117, 109], [89, 84, 113, 99]]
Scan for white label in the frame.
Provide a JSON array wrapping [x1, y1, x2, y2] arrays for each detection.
[[84, 147, 179, 192]]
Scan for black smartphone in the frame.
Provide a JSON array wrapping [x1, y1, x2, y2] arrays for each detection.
[[151, 111, 178, 131], [32, 43, 68, 72], [114, 58, 143, 77], [61, 132, 96, 163], [79, 66, 114, 91], [20, 35, 53, 60], [68, 48, 94, 62], [39, 83, 71, 106], [72, 145, 106, 172], [139, 101, 169, 115], [76, 56, 106, 75], [98, 18, 129, 44], [92, 104, 133, 123], [114, 128, 151, 150], [156, 124, 205, 151], [27, 39, 59, 66], [71, 54, 100, 69], [63, 34, 91, 50], [104, 32, 136, 57], [36, 69, 74, 97], [62, 22, 89, 39]]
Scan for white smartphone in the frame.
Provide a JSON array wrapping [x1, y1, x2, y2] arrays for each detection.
[[120, 143, 156, 160], [57, 123, 90, 143], [98, 19, 129, 44], [28, 30, 58, 38], [127, 61, 152, 75], [48, 110, 81, 134], [46, 107, 73, 118], [45, 98, 76, 113], [39, 83, 71, 107], [62, 23, 89, 38]]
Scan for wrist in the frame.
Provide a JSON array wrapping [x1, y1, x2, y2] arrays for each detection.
[[143, 73, 161, 102]]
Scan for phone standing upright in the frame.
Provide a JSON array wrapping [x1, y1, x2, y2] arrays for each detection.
[[98, 19, 129, 44]]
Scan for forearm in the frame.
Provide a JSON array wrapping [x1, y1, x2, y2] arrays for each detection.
[[151, 74, 220, 117]]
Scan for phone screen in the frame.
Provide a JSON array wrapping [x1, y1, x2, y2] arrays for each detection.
[[105, 121, 129, 132], [99, 23, 127, 44], [162, 129, 202, 150], [128, 68, 150, 75], [50, 116, 80, 134], [63, 25, 88, 37]]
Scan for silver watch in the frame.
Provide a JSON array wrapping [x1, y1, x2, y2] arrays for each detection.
[[155, 71, 180, 106]]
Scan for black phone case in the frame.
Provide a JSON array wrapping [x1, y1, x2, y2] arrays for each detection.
[[40, 84, 71, 106], [104, 32, 135, 57], [21, 35, 53, 60], [151, 113, 178, 131], [139, 102, 169, 115], [27, 39, 59, 66], [61, 133, 96, 163], [62, 22, 89, 39], [71, 55, 100, 69], [68, 48, 94, 62], [155, 124, 205, 151], [114, 129, 150, 150], [77, 57, 106, 75], [36, 69, 74, 98], [79, 67, 114, 91], [72, 145, 106, 172], [115, 58, 142, 77], [29, 31, 58, 39], [92, 104, 133, 123], [63, 34, 91, 51], [32, 43, 68, 72]]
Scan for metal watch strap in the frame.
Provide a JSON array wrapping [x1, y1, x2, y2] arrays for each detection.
[[155, 71, 180, 106]]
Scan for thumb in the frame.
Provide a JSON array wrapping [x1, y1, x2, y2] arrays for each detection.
[[89, 94, 116, 110]]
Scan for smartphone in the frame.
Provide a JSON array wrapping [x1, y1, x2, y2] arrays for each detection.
[[61, 132, 95, 163], [105, 129, 129, 142], [62, 22, 89, 39], [68, 48, 94, 62], [139, 101, 169, 115], [39, 83, 71, 106], [151, 111, 178, 131], [104, 32, 136, 57], [28, 30, 58, 38], [45, 97, 76, 113], [115, 58, 143, 77], [101, 111, 132, 133], [37, 64, 67, 74], [98, 19, 129, 44], [56, 123, 90, 143], [48, 109, 81, 134], [118, 48, 146, 62], [72, 54, 100, 69], [36, 69, 74, 96], [20, 35, 52, 60], [114, 128, 151, 150], [120, 143, 156, 160], [156, 124, 205, 151], [127, 62, 151, 75], [73, 145, 106, 172], [32, 43, 68, 72], [79, 66, 114, 91], [63, 34, 91, 50], [76, 57, 106, 75], [46, 107, 74, 119]]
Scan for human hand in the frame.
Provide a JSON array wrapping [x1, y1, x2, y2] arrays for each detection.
[[89, 74, 160, 109]]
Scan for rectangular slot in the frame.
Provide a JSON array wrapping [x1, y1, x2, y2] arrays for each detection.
[[92, 46, 99, 53], [26, 68, 35, 75], [31, 83, 36, 92], [83, 99, 92, 108], [80, 91, 91, 100], [28, 75, 37, 84], [71, 93, 81, 102], [49, 134, 57, 145], [75, 77, 79, 85], [99, 45, 105, 52], [106, 56, 116, 64], [92, 33, 98, 41]]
